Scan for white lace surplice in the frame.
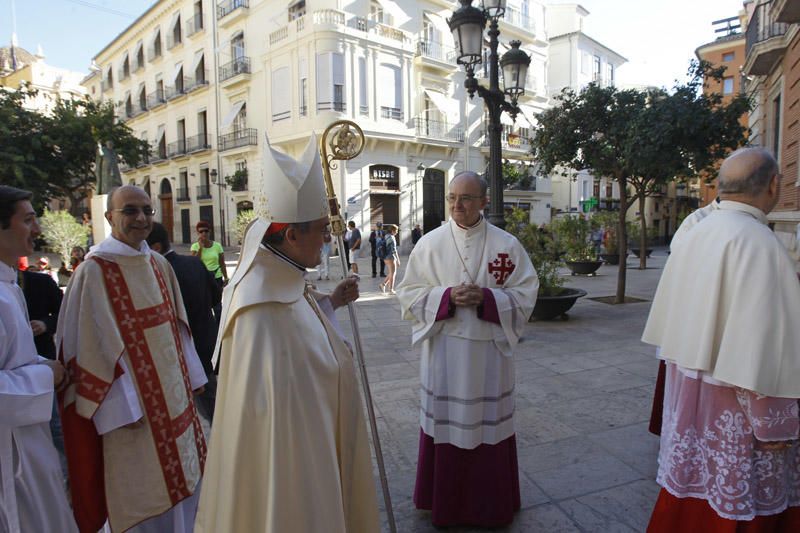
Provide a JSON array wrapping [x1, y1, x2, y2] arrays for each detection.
[[658, 363, 800, 520]]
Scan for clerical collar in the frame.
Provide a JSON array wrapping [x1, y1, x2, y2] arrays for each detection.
[[262, 243, 307, 272], [718, 201, 768, 225], [455, 215, 484, 231]]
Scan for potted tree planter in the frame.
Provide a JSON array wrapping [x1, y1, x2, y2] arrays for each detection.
[[552, 215, 602, 276], [565, 259, 602, 275], [505, 209, 587, 321], [531, 287, 588, 321]]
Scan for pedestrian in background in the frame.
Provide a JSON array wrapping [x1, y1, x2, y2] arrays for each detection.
[[370, 222, 386, 278], [347, 220, 362, 274], [379, 224, 399, 295], [147, 221, 221, 422], [191, 220, 228, 320]]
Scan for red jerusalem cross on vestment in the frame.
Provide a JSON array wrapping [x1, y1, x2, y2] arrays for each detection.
[[488, 253, 515, 285]]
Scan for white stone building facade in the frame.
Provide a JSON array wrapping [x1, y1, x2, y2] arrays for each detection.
[[86, 0, 564, 248]]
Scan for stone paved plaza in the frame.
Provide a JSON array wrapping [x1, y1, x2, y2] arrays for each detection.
[[308, 250, 668, 532]]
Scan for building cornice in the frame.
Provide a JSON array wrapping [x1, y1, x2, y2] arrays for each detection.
[[548, 31, 627, 64]]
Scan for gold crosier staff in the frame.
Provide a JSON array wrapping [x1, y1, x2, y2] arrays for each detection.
[[320, 120, 397, 533]]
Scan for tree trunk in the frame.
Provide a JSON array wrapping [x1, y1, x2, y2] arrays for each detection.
[[615, 176, 628, 304], [638, 193, 647, 270]]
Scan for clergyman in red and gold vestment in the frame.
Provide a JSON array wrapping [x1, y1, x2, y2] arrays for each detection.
[[56, 186, 207, 533]]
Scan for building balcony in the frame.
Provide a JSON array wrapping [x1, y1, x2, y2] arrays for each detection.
[[415, 39, 458, 70], [414, 117, 464, 142], [166, 78, 189, 100], [774, 0, 800, 23], [186, 133, 213, 153], [218, 128, 258, 152], [186, 72, 210, 92], [167, 139, 188, 159], [481, 131, 531, 153], [176, 187, 191, 202], [502, 6, 535, 34], [744, 0, 789, 76], [130, 102, 148, 118], [317, 101, 346, 112], [229, 176, 248, 192], [217, 0, 248, 25], [219, 57, 251, 86], [381, 106, 403, 121], [147, 90, 167, 109], [196, 184, 213, 200], [151, 150, 168, 164], [147, 45, 163, 63], [166, 33, 183, 51], [186, 14, 204, 37]]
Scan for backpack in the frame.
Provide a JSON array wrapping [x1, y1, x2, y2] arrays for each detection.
[[377, 236, 387, 259]]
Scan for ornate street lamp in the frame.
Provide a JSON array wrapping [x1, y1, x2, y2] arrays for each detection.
[[448, 0, 531, 228]]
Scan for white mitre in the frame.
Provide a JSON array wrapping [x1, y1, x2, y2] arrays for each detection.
[[212, 133, 328, 365]]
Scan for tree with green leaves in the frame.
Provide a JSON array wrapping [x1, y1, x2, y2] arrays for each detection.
[[531, 60, 749, 303], [46, 97, 150, 215], [0, 85, 54, 207], [0, 83, 149, 213]]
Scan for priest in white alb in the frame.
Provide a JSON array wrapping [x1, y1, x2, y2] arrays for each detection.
[[194, 133, 379, 532], [0, 186, 77, 533], [57, 185, 207, 533], [642, 147, 800, 530], [397, 171, 538, 528]]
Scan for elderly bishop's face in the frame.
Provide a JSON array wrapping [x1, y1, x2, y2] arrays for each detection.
[[448, 174, 487, 227]]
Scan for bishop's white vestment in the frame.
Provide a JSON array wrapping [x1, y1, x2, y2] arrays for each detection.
[[397, 217, 537, 527], [194, 245, 380, 533], [0, 261, 77, 533], [57, 237, 207, 533]]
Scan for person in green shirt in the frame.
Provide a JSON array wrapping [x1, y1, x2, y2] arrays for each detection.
[[190, 220, 228, 294]]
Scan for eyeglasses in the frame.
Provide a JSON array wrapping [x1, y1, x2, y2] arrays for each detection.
[[446, 194, 481, 204], [112, 206, 156, 217]]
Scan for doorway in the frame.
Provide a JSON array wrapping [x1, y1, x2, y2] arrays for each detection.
[[422, 168, 445, 233], [159, 178, 174, 243]]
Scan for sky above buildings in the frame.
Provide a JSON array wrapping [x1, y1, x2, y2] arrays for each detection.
[[3, 0, 744, 89]]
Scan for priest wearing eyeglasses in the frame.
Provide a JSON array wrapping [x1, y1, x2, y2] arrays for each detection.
[[56, 185, 208, 533], [397, 171, 538, 528]]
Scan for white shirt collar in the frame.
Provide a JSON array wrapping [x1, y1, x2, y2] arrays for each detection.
[[86, 236, 151, 259], [718, 200, 769, 225]]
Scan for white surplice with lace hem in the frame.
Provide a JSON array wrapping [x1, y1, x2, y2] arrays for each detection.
[[658, 363, 800, 521]]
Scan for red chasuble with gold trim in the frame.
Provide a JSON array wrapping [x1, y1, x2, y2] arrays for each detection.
[[58, 252, 205, 533]]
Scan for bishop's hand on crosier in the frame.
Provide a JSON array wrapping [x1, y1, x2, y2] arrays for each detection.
[[450, 283, 485, 307]]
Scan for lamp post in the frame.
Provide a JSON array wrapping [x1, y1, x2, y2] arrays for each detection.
[[448, 0, 530, 229], [414, 163, 425, 227], [210, 169, 226, 246]]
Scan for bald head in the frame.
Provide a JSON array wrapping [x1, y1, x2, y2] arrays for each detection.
[[448, 171, 489, 226], [450, 171, 488, 197], [718, 148, 778, 196]]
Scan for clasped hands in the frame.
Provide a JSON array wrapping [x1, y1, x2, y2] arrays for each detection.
[[450, 283, 485, 308]]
